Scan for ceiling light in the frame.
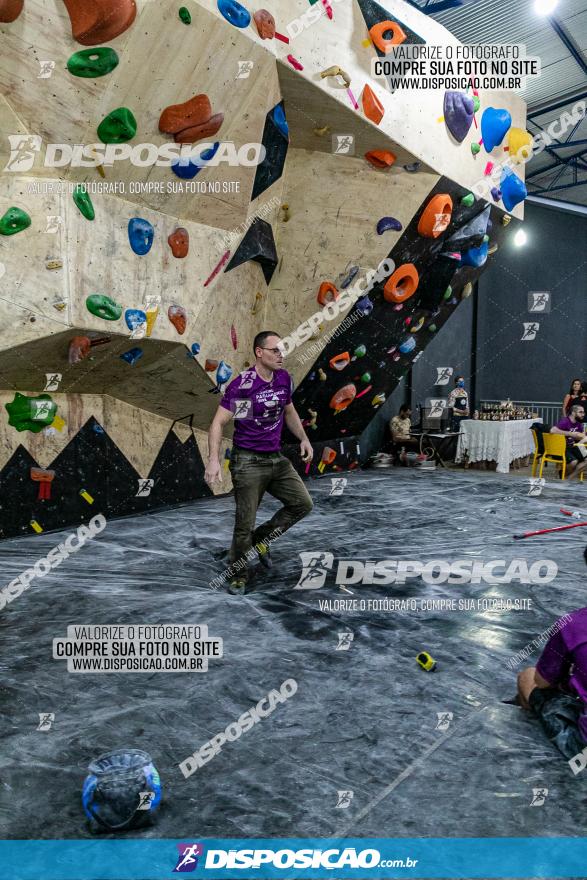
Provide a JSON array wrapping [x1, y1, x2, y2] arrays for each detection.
[[534, 0, 559, 15], [514, 229, 528, 247]]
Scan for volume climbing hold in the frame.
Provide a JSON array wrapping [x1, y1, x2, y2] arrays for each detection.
[[481, 107, 512, 152], [508, 127, 533, 164], [217, 0, 250, 27], [418, 193, 453, 238], [365, 150, 396, 169], [362, 84, 384, 125], [87, 294, 122, 321], [159, 94, 223, 144], [460, 241, 488, 269], [63, 0, 136, 45], [443, 91, 475, 143], [254, 8, 275, 38], [0, 207, 31, 236], [67, 47, 119, 77], [377, 216, 402, 234], [167, 305, 187, 335], [317, 281, 338, 306], [0, 0, 23, 22], [120, 347, 143, 365], [500, 167, 527, 212], [168, 227, 189, 258], [178, 6, 191, 23], [6, 393, 57, 433], [128, 218, 154, 256], [330, 384, 356, 413], [330, 352, 350, 371], [73, 185, 95, 220], [97, 107, 137, 143], [369, 20, 406, 53], [125, 308, 146, 331], [383, 264, 419, 303]]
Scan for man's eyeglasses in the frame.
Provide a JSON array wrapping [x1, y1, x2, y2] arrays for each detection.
[[260, 347, 284, 355]]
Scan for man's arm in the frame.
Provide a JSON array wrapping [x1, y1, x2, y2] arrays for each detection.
[[284, 403, 313, 461], [551, 426, 587, 441], [205, 406, 234, 485]]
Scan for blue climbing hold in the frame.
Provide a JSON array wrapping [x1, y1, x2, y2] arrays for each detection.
[[356, 295, 373, 317], [481, 107, 512, 152], [171, 142, 220, 179], [217, 0, 250, 28], [191, 342, 201, 356], [92, 423, 105, 435], [125, 309, 147, 331], [461, 240, 489, 269], [444, 91, 475, 143], [272, 104, 289, 139], [500, 167, 527, 211], [208, 360, 233, 393], [377, 216, 402, 235], [491, 186, 502, 202], [399, 337, 416, 354], [128, 218, 154, 256], [340, 266, 359, 289], [120, 347, 143, 366]]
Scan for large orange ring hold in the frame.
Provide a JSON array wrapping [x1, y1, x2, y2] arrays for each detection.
[[417, 193, 453, 238], [317, 281, 339, 306], [330, 384, 357, 413], [369, 20, 407, 54], [383, 264, 420, 303]]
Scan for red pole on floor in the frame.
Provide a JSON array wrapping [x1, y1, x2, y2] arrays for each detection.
[[514, 521, 587, 539]]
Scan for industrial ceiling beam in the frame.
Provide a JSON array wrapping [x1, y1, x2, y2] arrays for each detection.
[[548, 16, 587, 77]]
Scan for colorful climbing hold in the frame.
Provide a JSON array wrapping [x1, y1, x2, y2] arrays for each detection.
[[443, 91, 474, 143], [214, 361, 232, 392], [372, 392, 386, 407], [120, 347, 143, 365], [97, 107, 137, 143], [339, 266, 359, 289], [287, 54, 303, 71], [217, 0, 250, 27], [72, 185, 95, 220], [460, 241, 488, 269], [145, 305, 158, 337], [128, 218, 154, 256], [353, 345, 367, 359], [317, 281, 338, 306], [462, 282, 473, 299], [272, 104, 289, 140], [87, 294, 122, 321], [473, 96, 481, 113], [355, 295, 373, 316], [125, 308, 146, 331], [481, 107, 512, 152], [330, 384, 356, 413], [159, 94, 223, 144], [362, 84, 384, 125], [230, 324, 238, 350], [410, 316, 425, 333], [68, 336, 91, 364], [0, 207, 31, 236], [399, 337, 416, 354], [404, 162, 421, 173], [502, 215, 512, 227], [178, 6, 191, 23], [168, 227, 189, 258], [508, 127, 533, 164], [168, 305, 187, 335], [6, 393, 57, 433], [330, 352, 350, 371], [443, 286, 453, 300], [461, 193, 475, 207], [377, 216, 402, 234], [253, 8, 275, 38], [361, 372, 371, 384], [171, 142, 219, 179], [365, 150, 396, 169], [63, 0, 136, 45], [428, 324, 437, 333], [484, 162, 494, 176], [369, 20, 406, 53], [205, 359, 218, 372], [191, 343, 201, 356], [491, 187, 502, 202], [384, 264, 419, 304], [471, 143, 481, 156], [0, 0, 23, 22], [418, 193, 453, 238], [501, 167, 527, 211], [318, 368, 327, 382], [66, 47, 119, 77]]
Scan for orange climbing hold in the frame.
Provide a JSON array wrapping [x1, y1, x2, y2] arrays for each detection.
[[329, 352, 350, 371], [330, 384, 357, 413], [365, 150, 396, 169], [321, 447, 337, 465], [369, 20, 407, 54], [317, 281, 339, 306], [0, 0, 23, 22], [62, 0, 137, 46], [362, 85, 385, 125], [383, 264, 420, 303], [417, 193, 453, 238], [205, 359, 218, 372], [159, 94, 224, 144]]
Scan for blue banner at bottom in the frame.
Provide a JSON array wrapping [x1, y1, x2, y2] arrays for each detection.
[[1, 837, 586, 879]]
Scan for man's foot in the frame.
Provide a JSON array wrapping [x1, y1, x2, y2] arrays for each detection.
[[228, 577, 247, 596], [254, 541, 272, 570]]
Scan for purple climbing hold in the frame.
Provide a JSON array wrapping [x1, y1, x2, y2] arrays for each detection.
[[376, 217, 402, 235], [444, 91, 475, 143], [491, 187, 502, 202]]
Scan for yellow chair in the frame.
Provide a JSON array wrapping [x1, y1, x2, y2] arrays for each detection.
[[539, 433, 568, 480], [530, 429, 542, 477]]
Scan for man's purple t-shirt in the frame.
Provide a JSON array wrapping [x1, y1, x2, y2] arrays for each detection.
[[555, 416, 585, 447], [536, 608, 587, 743], [220, 367, 293, 452]]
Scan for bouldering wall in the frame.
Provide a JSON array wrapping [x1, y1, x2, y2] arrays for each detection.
[[0, 0, 529, 538]]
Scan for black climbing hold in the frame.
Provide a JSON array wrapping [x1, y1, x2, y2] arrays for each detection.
[[251, 101, 289, 201], [224, 219, 278, 285]]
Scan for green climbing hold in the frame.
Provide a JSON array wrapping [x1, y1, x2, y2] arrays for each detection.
[[471, 143, 481, 156], [73, 185, 95, 221], [473, 96, 481, 113], [179, 6, 191, 23], [483, 234, 490, 243], [443, 286, 452, 300], [97, 107, 137, 144], [461, 193, 475, 207], [0, 206, 31, 236], [429, 324, 437, 333], [354, 344, 367, 358], [5, 393, 57, 433], [86, 294, 122, 321], [361, 372, 371, 384], [67, 47, 119, 78]]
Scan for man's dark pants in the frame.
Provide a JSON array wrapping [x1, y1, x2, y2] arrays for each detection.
[[229, 448, 313, 581]]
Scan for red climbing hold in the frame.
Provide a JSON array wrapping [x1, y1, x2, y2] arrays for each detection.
[[0, 0, 23, 22], [253, 8, 275, 39], [230, 325, 238, 350], [159, 94, 224, 144], [62, 0, 137, 46], [168, 227, 189, 258]]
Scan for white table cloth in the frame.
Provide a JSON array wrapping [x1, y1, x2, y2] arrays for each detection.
[[455, 419, 538, 474]]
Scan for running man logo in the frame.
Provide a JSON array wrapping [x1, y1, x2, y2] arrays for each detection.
[[329, 477, 347, 496], [294, 552, 334, 589], [336, 632, 354, 651], [137, 791, 156, 810], [435, 367, 453, 386], [332, 134, 355, 155], [233, 400, 252, 420], [528, 291, 551, 313], [428, 399, 447, 418], [38, 60, 56, 78], [173, 843, 204, 873], [36, 712, 55, 731], [521, 322, 539, 341], [435, 711, 453, 731], [44, 373, 61, 392], [530, 787, 548, 806], [45, 215, 63, 234], [136, 479, 155, 497], [4, 135, 43, 172], [336, 790, 354, 808], [236, 60, 254, 78]]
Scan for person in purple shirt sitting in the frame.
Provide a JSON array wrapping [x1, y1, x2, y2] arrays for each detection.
[[205, 331, 314, 595], [517, 588, 587, 762], [551, 404, 587, 481]]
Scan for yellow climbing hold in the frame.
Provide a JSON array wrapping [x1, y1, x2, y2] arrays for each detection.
[[79, 489, 94, 504], [508, 128, 533, 164], [30, 520, 43, 533]]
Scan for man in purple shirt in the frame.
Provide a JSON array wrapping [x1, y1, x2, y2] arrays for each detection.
[[517, 594, 587, 763], [551, 404, 587, 480], [205, 331, 314, 595]]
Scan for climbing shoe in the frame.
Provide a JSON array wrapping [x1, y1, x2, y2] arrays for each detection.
[[255, 541, 272, 570]]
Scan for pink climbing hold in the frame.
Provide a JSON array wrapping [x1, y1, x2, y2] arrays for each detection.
[[230, 324, 238, 350], [484, 162, 494, 176], [204, 250, 230, 287], [287, 54, 303, 71]]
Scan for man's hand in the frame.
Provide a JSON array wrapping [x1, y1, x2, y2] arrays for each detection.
[[300, 439, 313, 462], [205, 458, 222, 486]]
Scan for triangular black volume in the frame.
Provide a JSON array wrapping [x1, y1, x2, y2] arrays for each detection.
[[224, 219, 278, 285], [356, 0, 426, 54], [250, 102, 289, 201]]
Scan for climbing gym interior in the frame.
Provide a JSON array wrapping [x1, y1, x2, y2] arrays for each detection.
[[1, 0, 587, 877]]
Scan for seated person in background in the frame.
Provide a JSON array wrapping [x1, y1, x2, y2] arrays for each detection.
[[563, 379, 583, 416], [517, 574, 587, 763], [390, 404, 419, 451], [552, 404, 587, 481], [447, 376, 469, 431]]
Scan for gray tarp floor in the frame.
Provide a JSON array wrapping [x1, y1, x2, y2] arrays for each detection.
[[2, 469, 587, 842]]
